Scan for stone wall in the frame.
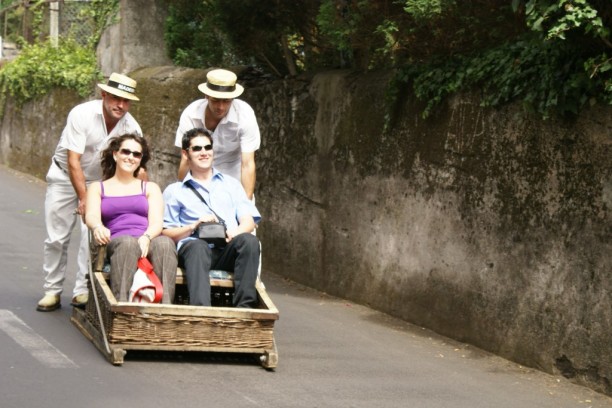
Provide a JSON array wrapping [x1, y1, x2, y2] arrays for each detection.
[[96, 0, 172, 77], [0, 67, 609, 395]]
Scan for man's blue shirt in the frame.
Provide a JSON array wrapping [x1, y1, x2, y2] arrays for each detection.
[[163, 169, 261, 250]]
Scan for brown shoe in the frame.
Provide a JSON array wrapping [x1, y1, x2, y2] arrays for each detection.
[[37, 294, 61, 312], [70, 293, 88, 309]]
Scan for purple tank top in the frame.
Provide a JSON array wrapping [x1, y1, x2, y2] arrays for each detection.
[[100, 181, 149, 239]]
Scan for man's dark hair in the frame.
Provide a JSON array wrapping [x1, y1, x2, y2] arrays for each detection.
[[182, 128, 213, 150]]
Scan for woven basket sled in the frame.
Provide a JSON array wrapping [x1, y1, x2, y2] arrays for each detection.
[[71, 246, 279, 368]]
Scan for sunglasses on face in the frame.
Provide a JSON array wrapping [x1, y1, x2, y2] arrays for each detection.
[[190, 144, 213, 152], [118, 148, 143, 159]]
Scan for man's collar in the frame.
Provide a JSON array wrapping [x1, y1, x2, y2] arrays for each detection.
[[223, 101, 239, 124], [95, 99, 104, 116], [202, 99, 239, 125], [182, 168, 224, 185], [188, 100, 207, 124]]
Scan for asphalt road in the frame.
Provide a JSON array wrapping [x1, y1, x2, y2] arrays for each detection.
[[0, 164, 610, 408]]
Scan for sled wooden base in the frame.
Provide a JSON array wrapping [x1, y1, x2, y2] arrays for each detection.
[[71, 272, 279, 369]]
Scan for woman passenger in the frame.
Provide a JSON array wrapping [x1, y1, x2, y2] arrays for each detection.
[[85, 134, 177, 303]]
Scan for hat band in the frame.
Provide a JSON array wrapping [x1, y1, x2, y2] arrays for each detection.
[[107, 80, 135, 94], [207, 83, 236, 93]]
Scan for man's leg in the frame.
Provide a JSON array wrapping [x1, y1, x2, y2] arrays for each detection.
[[178, 239, 213, 306], [41, 181, 78, 297], [214, 234, 259, 308], [72, 219, 90, 299]]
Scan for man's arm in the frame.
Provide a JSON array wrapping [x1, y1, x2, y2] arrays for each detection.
[[162, 212, 219, 243], [67, 150, 88, 218], [175, 105, 195, 181], [241, 151, 256, 200], [162, 224, 197, 243], [226, 215, 256, 241]]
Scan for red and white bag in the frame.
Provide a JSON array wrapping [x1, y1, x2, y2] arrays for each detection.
[[129, 258, 163, 303]]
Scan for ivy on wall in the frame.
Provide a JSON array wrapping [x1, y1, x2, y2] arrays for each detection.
[[392, 36, 607, 119]]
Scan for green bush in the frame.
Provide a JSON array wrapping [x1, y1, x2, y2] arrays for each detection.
[[0, 38, 100, 104]]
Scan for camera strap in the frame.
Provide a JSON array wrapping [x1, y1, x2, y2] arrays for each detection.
[[186, 182, 226, 225]]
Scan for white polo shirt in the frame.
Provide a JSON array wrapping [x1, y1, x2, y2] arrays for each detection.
[[52, 99, 142, 182], [174, 98, 260, 182]]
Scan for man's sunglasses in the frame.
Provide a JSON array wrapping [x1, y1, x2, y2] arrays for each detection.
[[190, 144, 213, 152], [118, 148, 143, 159]]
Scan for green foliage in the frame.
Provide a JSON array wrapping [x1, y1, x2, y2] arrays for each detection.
[[516, 0, 609, 41], [316, 0, 359, 55], [372, 19, 400, 66], [316, 0, 400, 69], [386, 0, 611, 119], [165, 0, 319, 76], [79, 0, 120, 48], [585, 52, 612, 93], [0, 0, 114, 106], [402, 0, 453, 19], [510, 0, 611, 111], [163, 0, 609, 119], [1, 3, 25, 43], [164, 0, 239, 68], [0, 39, 100, 104], [396, 36, 609, 119], [29, 0, 46, 41]]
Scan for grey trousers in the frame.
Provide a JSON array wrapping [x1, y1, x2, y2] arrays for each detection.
[[106, 235, 177, 303], [178, 234, 259, 308]]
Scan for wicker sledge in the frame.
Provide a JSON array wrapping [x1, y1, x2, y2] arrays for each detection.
[[71, 245, 279, 368]]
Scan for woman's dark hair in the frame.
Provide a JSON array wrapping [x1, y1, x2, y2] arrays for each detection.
[[100, 134, 150, 180], [182, 127, 212, 150]]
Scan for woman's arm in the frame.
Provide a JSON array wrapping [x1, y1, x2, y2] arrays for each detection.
[[85, 182, 110, 245]]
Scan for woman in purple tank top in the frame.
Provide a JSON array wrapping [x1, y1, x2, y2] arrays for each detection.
[[85, 134, 177, 303]]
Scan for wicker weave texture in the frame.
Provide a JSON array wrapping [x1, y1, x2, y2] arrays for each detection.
[[108, 313, 275, 348], [87, 272, 276, 349]]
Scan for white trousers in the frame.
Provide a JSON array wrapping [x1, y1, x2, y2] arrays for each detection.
[[42, 163, 89, 297], [250, 195, 262, 280]]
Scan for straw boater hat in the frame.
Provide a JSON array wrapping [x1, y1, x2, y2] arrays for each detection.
[[198, 69, 244, 99], [97, 73, 140, 101]]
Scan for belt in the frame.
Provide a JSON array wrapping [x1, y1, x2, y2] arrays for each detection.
[[53, 158, 67, 173]]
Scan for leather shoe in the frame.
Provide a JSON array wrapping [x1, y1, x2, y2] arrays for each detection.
[[70, 293, 89, 308], [37, 294, 61, 312]]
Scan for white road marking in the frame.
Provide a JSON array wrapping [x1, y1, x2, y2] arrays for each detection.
[[0, 309, 77, 368]]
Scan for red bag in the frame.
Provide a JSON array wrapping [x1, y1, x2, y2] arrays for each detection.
[[129, 258, 163, 303]]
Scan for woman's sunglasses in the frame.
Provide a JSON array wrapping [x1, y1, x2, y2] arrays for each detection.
[[118, 148, 143, 159]]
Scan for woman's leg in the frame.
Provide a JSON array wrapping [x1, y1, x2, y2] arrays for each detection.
[[106, 235, 139, 302], [148, 235, 178, 304]]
